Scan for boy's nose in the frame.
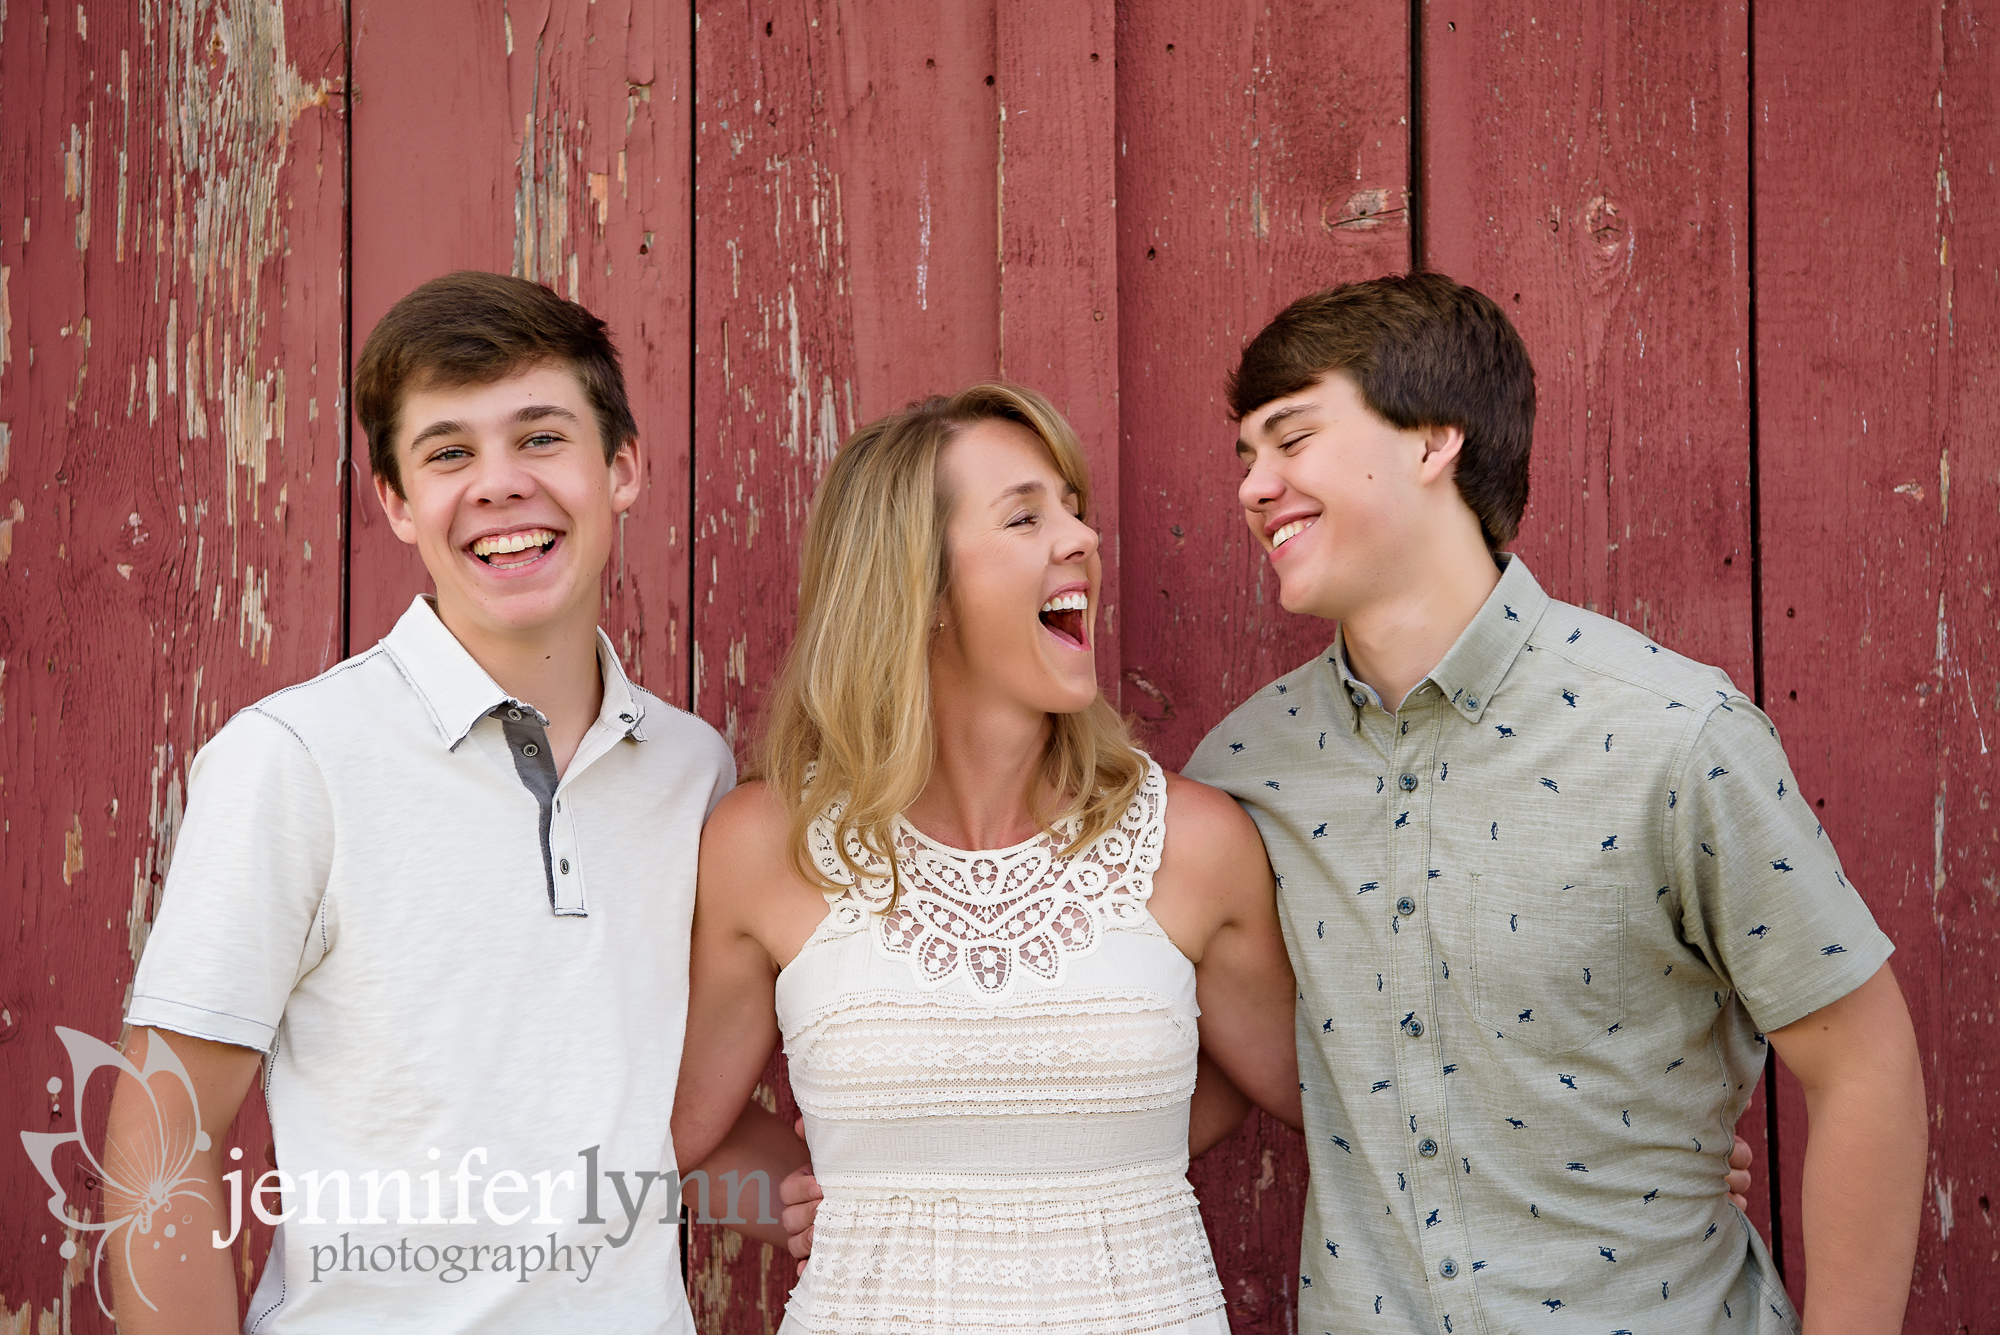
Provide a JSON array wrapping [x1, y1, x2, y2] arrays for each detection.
[[472, 448, 537, 502], [1239, 460, 1283, 512]]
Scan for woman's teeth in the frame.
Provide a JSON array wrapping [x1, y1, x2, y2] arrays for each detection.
[[1271, 518, 1315, 550], [471, 529, 557, 559], [1039, 591, 1089, 614]]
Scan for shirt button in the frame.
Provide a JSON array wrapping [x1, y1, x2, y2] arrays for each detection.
[[559, 858, 571, 874], [1419, 1138, 1439, 1158], [1396, 896, 1416, 916], [1439, 1258, 1459, 1279], [1350, 690, 1368, 708], [1464, 696, 1479, 711], [1407, 1017, 1425, 1038], [522, 742, 540, 757], [1399, 773, 1418, 791], [507, 708, 523, 722]]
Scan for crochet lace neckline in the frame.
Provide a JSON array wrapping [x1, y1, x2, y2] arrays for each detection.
[[804, 760, 1168, 998]]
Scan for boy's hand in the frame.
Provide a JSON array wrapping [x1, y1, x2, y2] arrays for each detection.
[[779, 1117, 820, 1275], [1728, 1133, 1754, 1210]]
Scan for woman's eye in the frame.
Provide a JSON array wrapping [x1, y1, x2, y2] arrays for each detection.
[[1008, 511, 1038, 528]]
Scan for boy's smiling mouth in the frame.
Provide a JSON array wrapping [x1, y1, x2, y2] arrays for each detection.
[[1269, 517, 1316, 551], [469, 527, 560, 569]]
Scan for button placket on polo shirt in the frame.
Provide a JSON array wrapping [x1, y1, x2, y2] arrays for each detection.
[[1384, 686, 1476, 1327], [545, 713, 634, 918]]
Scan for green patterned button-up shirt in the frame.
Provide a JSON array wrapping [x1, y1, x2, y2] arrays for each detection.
[[1185, 555, 1890, 1334]]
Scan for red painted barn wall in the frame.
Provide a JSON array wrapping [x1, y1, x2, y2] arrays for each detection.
[[0, 0, 348, 1326], [3, 2, 1995, 1331], [1755, 1, 2000, 1324]]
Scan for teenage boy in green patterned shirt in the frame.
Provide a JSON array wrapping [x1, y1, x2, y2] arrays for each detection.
[[1182, 273, 1925, 1334]]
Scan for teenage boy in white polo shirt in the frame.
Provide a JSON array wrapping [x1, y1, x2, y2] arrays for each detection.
[[1183, 274, 1926, 1332], [107, 272, 779, 1332]]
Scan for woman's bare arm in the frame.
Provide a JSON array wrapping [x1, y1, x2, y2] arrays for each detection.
[[1153, 774, 1302, 1129]]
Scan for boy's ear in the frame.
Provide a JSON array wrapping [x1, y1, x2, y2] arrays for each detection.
[[373, 467, 421, 547], [609, 437, 643, 515], [1417, 424, 1467, 487]]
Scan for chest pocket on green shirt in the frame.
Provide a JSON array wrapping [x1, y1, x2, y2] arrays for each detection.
[[1471, 875, 1627, 1055]]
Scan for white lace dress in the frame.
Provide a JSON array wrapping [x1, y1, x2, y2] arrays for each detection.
[[774, 760, 1228, 1335]]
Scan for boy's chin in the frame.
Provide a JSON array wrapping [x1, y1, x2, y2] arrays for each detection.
[[1275, 577, 1342, 621]]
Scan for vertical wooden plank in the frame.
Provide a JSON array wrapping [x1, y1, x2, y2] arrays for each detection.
[[690, 0, 1003, 755], [1755, 1, 2000, 1323], [995, 0, 1120, 687], [1424, 0, 1756, 685], [688, 3, 1008, 1327], [348, 0, 694, 701], [1114, 3, 1409, 1329], [0, 0, 348, 1324], [1933, 0, 2000, 1314]]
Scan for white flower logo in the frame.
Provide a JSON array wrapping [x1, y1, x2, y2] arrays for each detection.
[[20, 1026, 212, 1317]]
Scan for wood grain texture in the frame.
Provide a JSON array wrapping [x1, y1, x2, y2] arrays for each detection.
[[1113, 3, 1410, 1328], [1754, 0, 2000, 1322], [0, 0, 348, 1323], [690, 0, 1006, 754], [348, 0, 695, 701]]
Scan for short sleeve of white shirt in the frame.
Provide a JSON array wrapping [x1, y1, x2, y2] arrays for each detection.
[[128, 708, 335, 1052]]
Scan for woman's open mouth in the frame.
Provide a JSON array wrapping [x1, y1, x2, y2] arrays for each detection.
[[1039, 591, 1090, 650], [469, 528, 560, 570]]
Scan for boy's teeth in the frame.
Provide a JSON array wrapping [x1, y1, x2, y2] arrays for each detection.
[[1039, 591, 1089, 614], [472, 529, 556, 557], [1272, 519, 1314, 548]]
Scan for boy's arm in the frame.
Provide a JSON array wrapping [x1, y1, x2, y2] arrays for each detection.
[[106, 1028, 263, 1334], [1764, 963, 1924, 1335]]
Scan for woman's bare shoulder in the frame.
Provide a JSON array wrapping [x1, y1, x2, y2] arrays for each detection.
[[700, 779, 797, 881], [1161, 769, 1267, 866]]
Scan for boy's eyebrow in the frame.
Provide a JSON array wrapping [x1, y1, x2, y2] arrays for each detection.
[[1235, 400, 1319, 455], [405, 404, 581, 452], [1257, 401, 1318, 434]]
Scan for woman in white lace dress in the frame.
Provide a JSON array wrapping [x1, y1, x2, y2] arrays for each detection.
[[671, 384, 1303, 1335]]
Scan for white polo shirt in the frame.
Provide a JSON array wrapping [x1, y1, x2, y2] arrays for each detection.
[[128, 597, 733, 1334]]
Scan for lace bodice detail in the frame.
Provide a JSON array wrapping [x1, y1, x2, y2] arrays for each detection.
[[804, 763, 1168, 998], [774, 758, 1224, 1335]]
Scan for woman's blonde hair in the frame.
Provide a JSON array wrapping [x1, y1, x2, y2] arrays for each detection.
[[757, 383, 1147, 897]]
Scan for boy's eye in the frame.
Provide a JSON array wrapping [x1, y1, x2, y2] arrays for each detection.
[[428, 444, 471, 463]]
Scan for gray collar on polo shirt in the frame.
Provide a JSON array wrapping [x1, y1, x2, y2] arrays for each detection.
[[1332, 553, 1550, 730], [379, 595, 647, 916]]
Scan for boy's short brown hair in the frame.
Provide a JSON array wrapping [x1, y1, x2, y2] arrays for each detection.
[[1228, 272, 1536, 549], [356, 271, 638, 496]]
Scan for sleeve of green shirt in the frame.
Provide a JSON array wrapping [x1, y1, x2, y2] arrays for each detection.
[[1666, 695, 1894, 1034]]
